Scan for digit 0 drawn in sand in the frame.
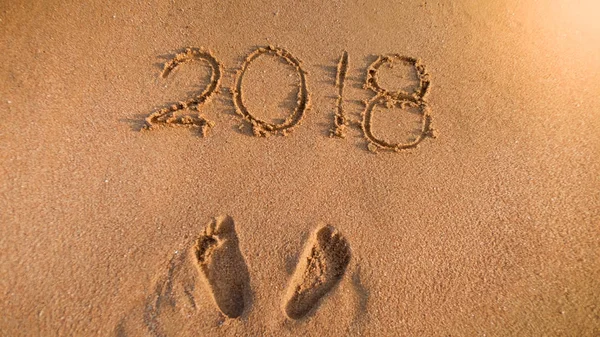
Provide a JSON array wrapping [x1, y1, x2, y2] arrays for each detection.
[[361, 54, 436, 152], [145, 48, 223, 136], [232, 46, 310, 137], [330, 51, 350, 138], [192, 215, 251, 318], [283, 225, 351, 320]]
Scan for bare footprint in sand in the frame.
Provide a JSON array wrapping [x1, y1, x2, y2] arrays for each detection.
[[283, 225, 351, 319], [192, 215, 250, 318]]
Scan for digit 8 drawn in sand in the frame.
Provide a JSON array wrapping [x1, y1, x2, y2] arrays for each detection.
[[361, 54, 436, 152], [232, 46, 310, 137], [145, 48, 222, 136]]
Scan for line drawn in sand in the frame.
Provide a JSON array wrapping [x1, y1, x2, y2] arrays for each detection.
[[232, 45, 310, 137], [144, 47, 223, 137], [283, 224, 351, 319], [330, 51, 350, 138], [360, 54, 437, 152]]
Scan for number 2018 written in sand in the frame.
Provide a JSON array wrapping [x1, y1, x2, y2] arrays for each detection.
[[145, 46, 436, 153]]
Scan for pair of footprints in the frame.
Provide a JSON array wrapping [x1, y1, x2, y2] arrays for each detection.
[[194, 215, 351, 320]]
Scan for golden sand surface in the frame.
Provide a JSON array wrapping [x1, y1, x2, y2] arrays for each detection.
[[1, 0, 599, 335]]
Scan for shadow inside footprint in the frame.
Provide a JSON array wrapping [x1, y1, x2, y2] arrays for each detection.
[[283, 225, 351, 320], [192, 215, 251, 319]]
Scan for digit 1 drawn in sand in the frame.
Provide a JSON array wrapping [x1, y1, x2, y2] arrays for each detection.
[[361, 54, 436, 152], [283, 225, 351, 320], [232, 45, 310, 137], [192, 215, 250, 318], [144, 48, 222, 136], [330, 51, 349, 138]]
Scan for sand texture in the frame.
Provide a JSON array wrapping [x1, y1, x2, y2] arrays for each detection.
[[1, 0, 599, 335]]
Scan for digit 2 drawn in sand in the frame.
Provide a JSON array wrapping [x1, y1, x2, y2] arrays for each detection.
[[145, 48, 222, 136], [232, 46, 310, 137], [361, 54, 436, 152], [283, 225, 351, 319]]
